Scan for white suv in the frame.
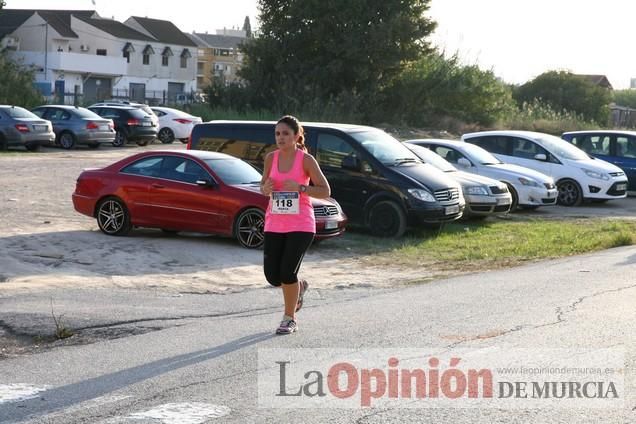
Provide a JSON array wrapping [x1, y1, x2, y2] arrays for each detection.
[[462, 130, 628, 206]]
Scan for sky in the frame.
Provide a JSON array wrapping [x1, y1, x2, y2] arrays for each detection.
[[10, 0, 636, 89]]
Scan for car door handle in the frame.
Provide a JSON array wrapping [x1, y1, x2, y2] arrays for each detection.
[[151, 183, 165, 189]]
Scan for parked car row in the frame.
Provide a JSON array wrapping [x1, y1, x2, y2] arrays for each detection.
[[0, 102, 200, 151]]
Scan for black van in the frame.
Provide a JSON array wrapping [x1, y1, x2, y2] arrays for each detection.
[[188, 121, 464, 237]]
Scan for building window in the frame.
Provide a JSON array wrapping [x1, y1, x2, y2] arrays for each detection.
[[161, 46, 173, 67], [96, 49, 107, 56], [142, 45, 155, 66], [180, 48, 191, 69]]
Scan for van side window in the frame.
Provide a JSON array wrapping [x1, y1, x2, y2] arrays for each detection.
[[196, 136, 275, 168], [574, 135, 610, 155], [468, 136, 509, 155], [317, 134, 356, 168], [512, 137, 548, 159], [617, 136, 636, 158]]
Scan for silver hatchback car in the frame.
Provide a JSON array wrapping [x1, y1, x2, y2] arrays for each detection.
[[31, 105, 115, 149], [0, 105, 55, 151]]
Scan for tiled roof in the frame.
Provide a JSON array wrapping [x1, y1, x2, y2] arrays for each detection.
[[74, 16, 155, 42], [128, 16, 196, 47], [2, 9, 95, 38], [0, 9, 33, 38], [191, 32, 245, 50]]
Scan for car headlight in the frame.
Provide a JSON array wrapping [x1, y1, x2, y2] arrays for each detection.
[[582, 168, 610, 180], [518, 177, 542, 187], [465, 185, 489, 195], [408, 188, 436, 202]]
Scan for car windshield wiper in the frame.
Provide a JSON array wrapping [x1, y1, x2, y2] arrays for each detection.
[[393, 157, 419, 165], [482, 162, 501, 165]]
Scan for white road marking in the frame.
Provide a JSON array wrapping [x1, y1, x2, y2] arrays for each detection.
[[0, 384, 49, 403], [127, 402, 231, 423]]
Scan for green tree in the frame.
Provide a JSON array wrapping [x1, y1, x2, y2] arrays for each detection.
[[514, 71, 611, 124], [612, 89, 636, 109], [242, 16, 252, 38], [379, 52, 515, 127], [239, 0, 436, 113]]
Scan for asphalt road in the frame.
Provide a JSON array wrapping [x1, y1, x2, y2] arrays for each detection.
[[0, 246, 635, 423]]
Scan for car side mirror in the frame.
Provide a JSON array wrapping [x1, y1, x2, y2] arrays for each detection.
[[196, 179, 216, 187], [341, 155, 361, 171], [534, 153, 547, 161], [457, 158, 471, 168]]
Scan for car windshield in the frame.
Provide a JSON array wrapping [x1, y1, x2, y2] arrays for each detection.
[[204, 158, 262, 185], [461, 143, 503, 165], [4, 106, 39, 119], [73, 107, 102, 119], [350, 129, 420, 165], [405, 143, 456, 172], [535, 134, 590, 160]]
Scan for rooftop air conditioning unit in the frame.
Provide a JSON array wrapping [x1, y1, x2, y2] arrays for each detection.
[[80, 44, 89, 52]]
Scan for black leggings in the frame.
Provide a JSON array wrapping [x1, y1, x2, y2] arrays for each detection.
[[263, 232, 314, 286]]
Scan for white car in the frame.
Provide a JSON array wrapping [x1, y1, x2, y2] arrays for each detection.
[[150, 106, 203, 144], [406, 139, 558, 210], [462, 130, 629, 206], [404, 142, 512, 217]]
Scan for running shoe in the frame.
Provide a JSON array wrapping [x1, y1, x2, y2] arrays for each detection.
[[295, 279, 309, 312], [276, 319, 298, 335]]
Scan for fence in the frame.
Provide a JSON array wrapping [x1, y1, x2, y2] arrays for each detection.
[[47, 89, 206, 107]]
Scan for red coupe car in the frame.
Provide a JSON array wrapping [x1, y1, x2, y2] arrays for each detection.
[[72, 150, 347, 248]]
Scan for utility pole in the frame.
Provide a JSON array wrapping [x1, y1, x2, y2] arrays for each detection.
[[43, 22, 48, 82]]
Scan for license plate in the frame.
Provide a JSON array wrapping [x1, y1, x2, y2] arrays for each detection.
[[616, 183, 627, 191], [141, 121, 151, 127], [547, 191, 556, 198], [445, 204, 460, 215], [99, 124, 109, 130], [497, 197, 511, 205], [34, 125, 47, 132], [324, 220, 338, 230]]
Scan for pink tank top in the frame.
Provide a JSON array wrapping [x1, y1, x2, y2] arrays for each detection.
[[264, 149, 315, 233]]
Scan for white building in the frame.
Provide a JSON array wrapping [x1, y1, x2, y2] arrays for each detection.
[[0, 9, 197, 105]]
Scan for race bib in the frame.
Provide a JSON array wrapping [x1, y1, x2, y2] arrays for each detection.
[[271, 191, 300, 214]]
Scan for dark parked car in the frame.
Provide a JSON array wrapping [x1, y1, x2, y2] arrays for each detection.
[[0, 105, 55, 151], [88, 106, 157, 147], [31, 105, 115, 149], [188, 121, 465, 237], [561, 130, 636, 192], [72, 150, 347, 248]]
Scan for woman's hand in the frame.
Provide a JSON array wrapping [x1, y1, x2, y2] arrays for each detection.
[[281, 179, 300, 191], [261, 178, 274, 196]]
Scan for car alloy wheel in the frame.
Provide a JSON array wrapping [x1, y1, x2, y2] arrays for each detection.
[[557, 179, 582, 206], [59, 132, 75, 149], [112, 130, 126, 147], [158, 127, 175, 144], [235, 208, 265, 248], [96, 197, 132, 236], [368, 200, 407, 238]]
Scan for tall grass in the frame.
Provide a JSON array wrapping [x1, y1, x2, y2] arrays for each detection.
[[496, 99, 599, 135]]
